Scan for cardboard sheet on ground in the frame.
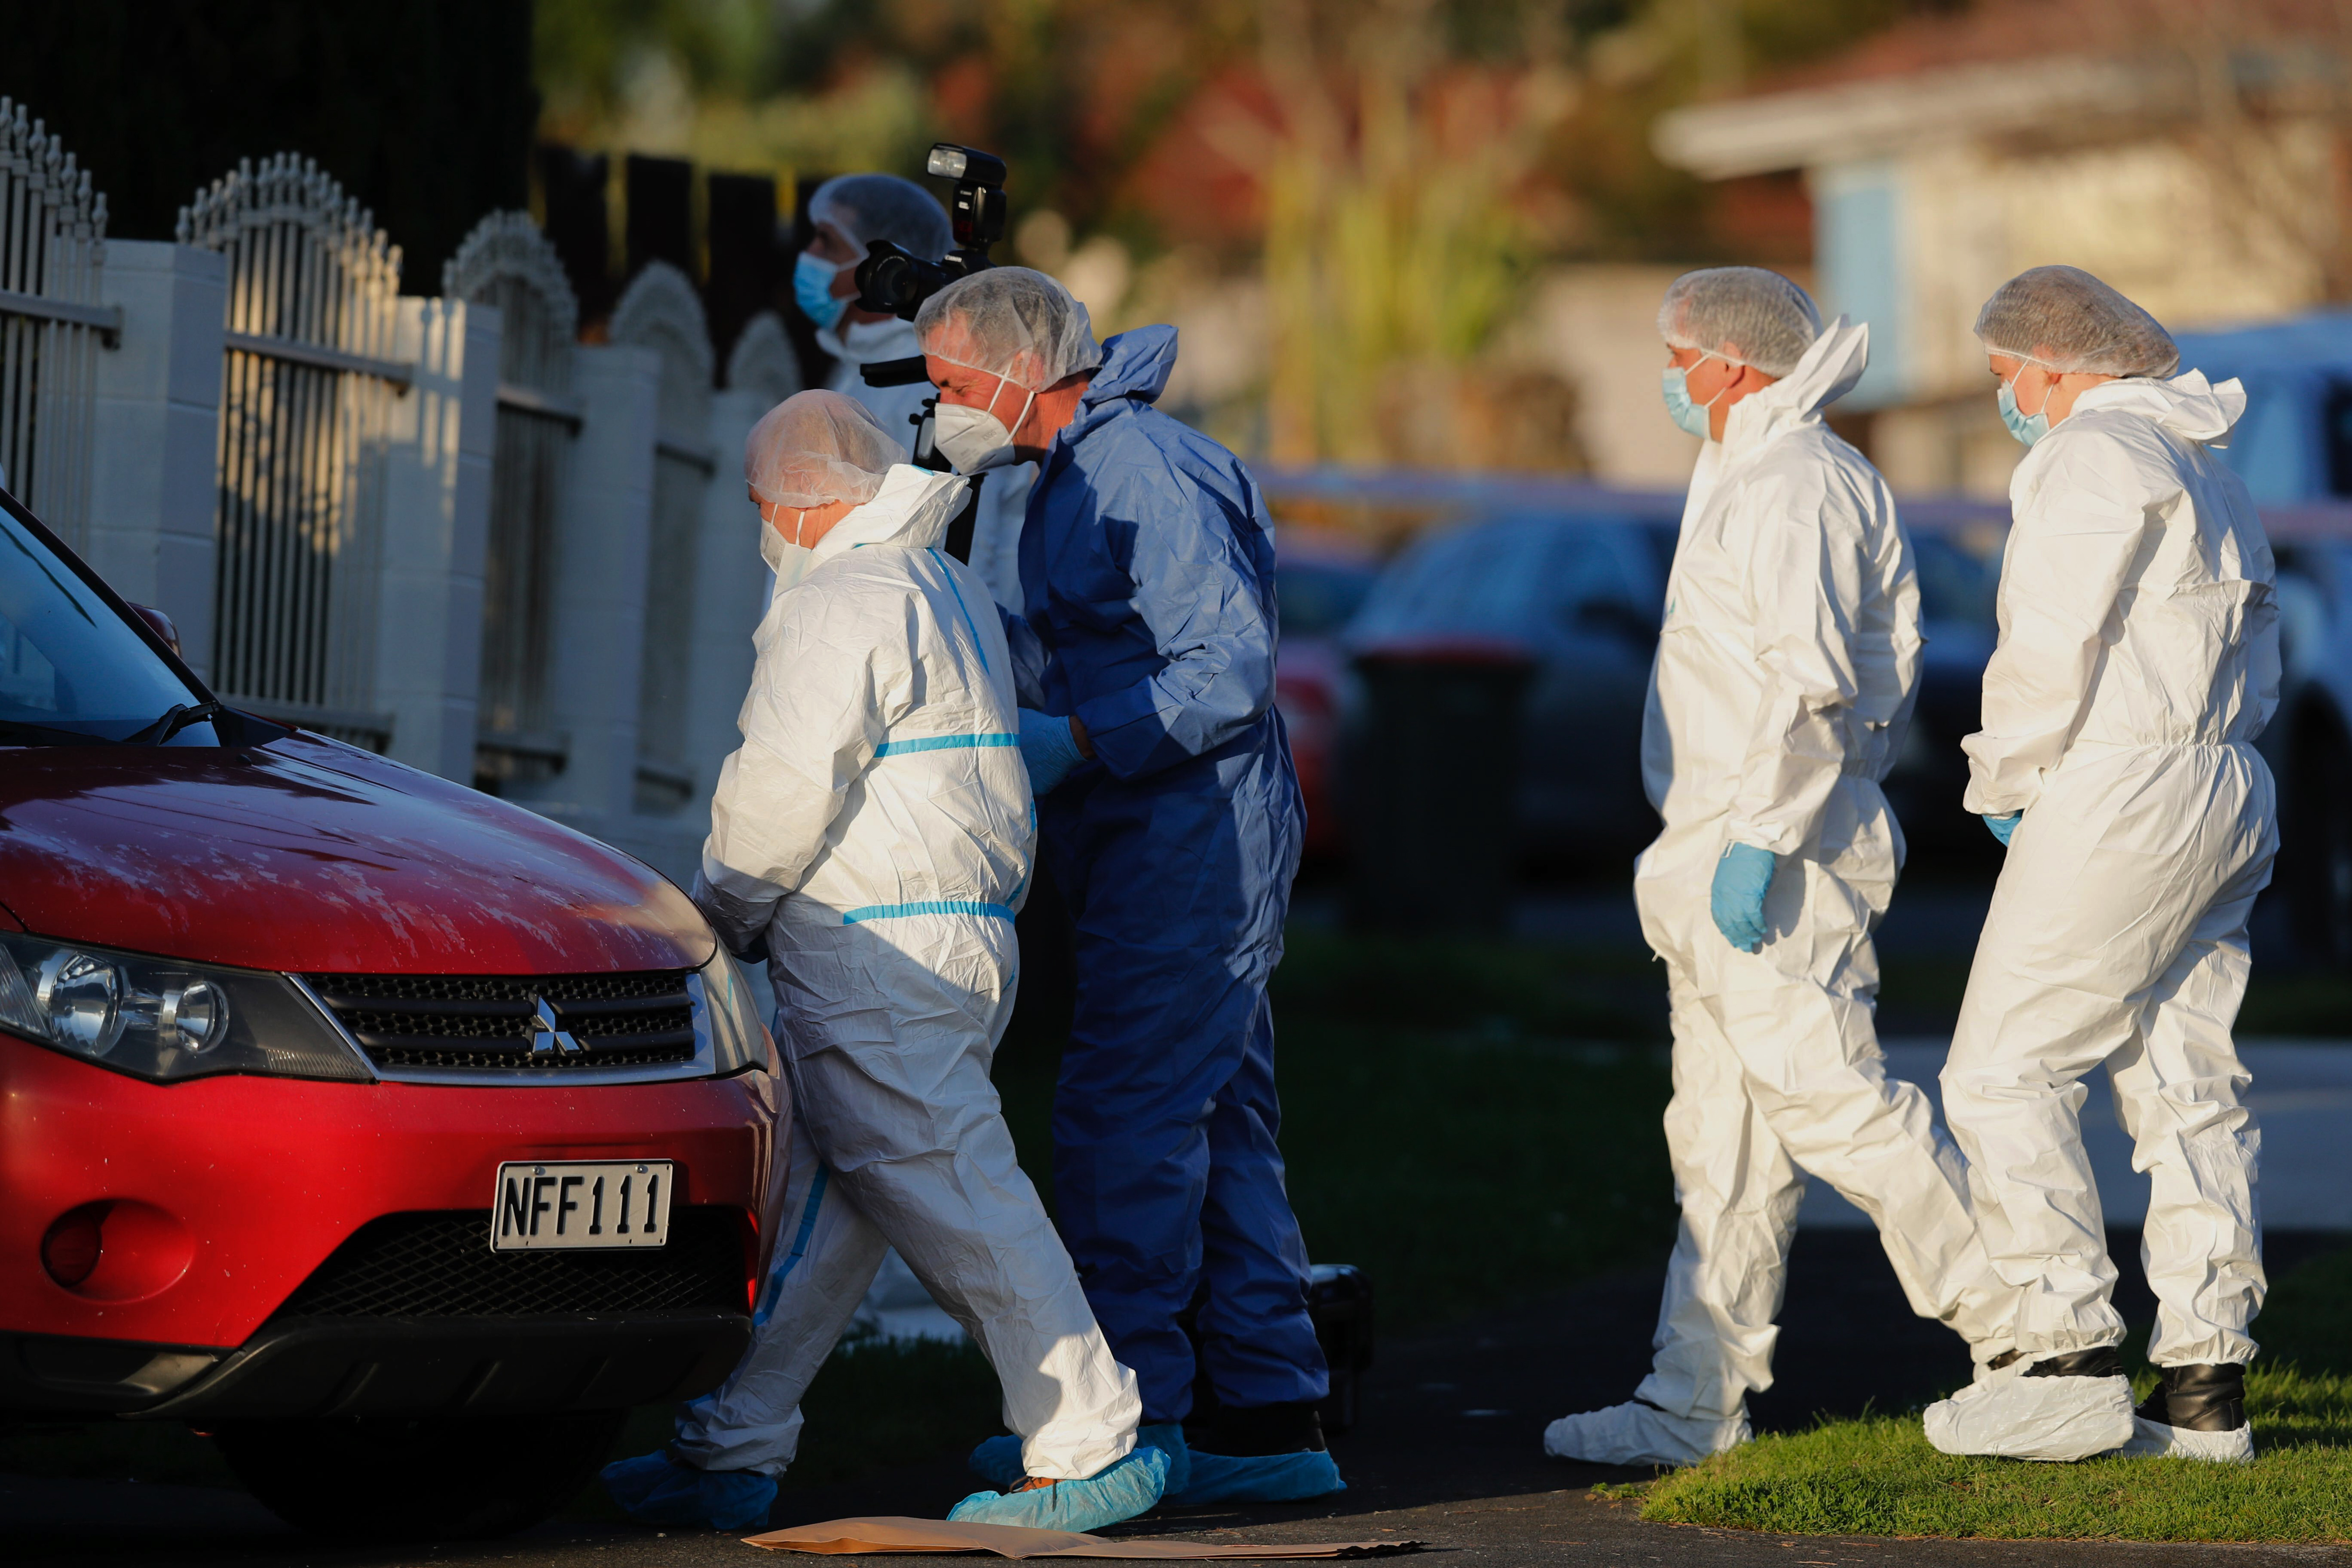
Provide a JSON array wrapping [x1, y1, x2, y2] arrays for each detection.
[[743, 1517, 1425, 1559]]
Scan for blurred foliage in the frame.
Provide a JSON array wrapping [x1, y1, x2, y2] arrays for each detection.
[[534, 0, 1950, 249], [534, 0, 1954, 461], [536, 0, 1252, 230]]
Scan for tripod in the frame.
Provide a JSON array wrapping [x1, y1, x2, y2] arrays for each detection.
[[860, 353, 983, 563]]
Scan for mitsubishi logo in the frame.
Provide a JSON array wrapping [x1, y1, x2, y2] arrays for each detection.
[[529, 996, 583, 1056]]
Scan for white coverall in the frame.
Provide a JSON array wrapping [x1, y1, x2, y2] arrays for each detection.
[[673, 463, 1140, 1481], [1631, 320, 2011, 1427], [1944, 370, 2278, 1368], [822, 314, 1033, 611]]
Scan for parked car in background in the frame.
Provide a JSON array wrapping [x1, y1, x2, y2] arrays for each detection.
[[1875, 499, 2008, 867], [1339, 510, 1670, 871], [1264, 468, 2351, 963], [1273, 527, 1380, 860], [0, 490, 780, 1540], [2246, 505, 2352, 968]]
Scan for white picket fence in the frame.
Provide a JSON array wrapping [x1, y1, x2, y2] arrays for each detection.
[[445, 211, 581, 791], [0, 124, 798, 884], [0, 100, 109, 552], [180, 154, 407, 746]]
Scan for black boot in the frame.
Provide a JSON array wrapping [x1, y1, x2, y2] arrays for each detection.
[[1187, 1399, 1328, 1456], [2022, 1347, 2126, 1379], [2134, 1364, 2247, 1432]]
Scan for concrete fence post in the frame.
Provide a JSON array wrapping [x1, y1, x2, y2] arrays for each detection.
[[375, 296, 502, 783], [682, 384, 773, 841], [521, 341, 662, 842], [84, 240, 227, 678]]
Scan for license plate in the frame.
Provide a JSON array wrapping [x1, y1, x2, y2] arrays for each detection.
[[492, 1160, 672, 1250]]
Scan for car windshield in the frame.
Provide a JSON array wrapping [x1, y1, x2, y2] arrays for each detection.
[[1351, 516, 1653, 646], [0, 507, 210, 743]]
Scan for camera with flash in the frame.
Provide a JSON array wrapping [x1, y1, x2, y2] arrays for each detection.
[[853, 143, 1007, 322]]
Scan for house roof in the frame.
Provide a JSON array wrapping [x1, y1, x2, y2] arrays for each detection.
[[1764, 0, 2334, 94], [1654, 0, 2343, 178]]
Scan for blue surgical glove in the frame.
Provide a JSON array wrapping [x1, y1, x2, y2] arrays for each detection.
[[1017, 707, 1085, 796], [1710, 842, 1777, 954], [1982, 811, 2021, 847]]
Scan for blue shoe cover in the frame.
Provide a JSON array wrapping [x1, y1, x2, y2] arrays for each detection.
[[947, 1443, 1168, 1532], [1168, 1445, 1345, 1505], [1140, 1423, 1191, 1497], [970, 1424, 1190, 1498], [600, 1450, 777, 1532]]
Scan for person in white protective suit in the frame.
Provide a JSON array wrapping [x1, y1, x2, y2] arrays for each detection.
[[1922, 267, 2279, 1466], [795, 172, 1033, 610], [599, 390, 1166, 1534], [1543, 268, 2014, 1469]]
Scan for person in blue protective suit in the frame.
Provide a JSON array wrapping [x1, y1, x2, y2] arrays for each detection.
[[913, 267, 1343, 1508]]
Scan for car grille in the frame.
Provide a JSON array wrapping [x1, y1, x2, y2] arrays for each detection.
[[306, 970, 699, 1074], [272, 1209, 748, 1318]]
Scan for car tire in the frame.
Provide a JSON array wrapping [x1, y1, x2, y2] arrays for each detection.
[[213, 1408, 628, 1539], [2288, 710, 2352, 969]]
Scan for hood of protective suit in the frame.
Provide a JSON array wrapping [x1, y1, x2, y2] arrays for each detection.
[[1079, 325, 1175, 409], [800, 463, 970, 566], [1717, 317, 1867, 461], [2068, 370, 2247, 446], [818, 313, 921, 366]]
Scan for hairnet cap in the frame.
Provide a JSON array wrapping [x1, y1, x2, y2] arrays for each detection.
[[809, 174, 953, 264], [745, 389, 903, 508], [1974, 265, 2180, 378], [1658, 267, 1823, 378], [915, 267, 1102, 392]]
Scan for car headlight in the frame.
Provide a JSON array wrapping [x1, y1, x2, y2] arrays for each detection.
[[0, 933, 370, 1084], [694, 948, 775, 1078]]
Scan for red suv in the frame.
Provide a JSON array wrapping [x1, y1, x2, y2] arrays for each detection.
[[0, 494, 782, 1539]]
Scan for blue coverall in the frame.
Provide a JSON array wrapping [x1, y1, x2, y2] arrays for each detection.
[[1003, 325, 1328, 1423]]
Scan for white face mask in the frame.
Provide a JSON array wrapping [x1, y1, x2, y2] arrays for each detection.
[[759, 506, 818, 591], [933, 373, 1036, 475]]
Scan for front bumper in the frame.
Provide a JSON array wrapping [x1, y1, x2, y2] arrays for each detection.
[[0, 1033, 783, 1401], [2, 1311, 751, 1420]]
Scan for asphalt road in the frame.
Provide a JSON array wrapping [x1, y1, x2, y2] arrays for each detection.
[[9, 1231, 2348, 1567]]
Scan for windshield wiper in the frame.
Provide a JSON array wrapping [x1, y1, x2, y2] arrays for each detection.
[[0, 717, 130, 746], [125, 700, 227, 746]]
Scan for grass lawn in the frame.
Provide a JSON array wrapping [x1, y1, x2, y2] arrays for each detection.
[[1639, 1247, 2352, 1542]]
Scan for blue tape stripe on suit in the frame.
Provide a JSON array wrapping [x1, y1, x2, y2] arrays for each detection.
[[753, 1165, 830, 1327], [872, 733, 1018, 756], [840, 900, 1016, 924]]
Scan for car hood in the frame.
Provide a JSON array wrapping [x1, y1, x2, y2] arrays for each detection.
[[0, 733, 714, 974]]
